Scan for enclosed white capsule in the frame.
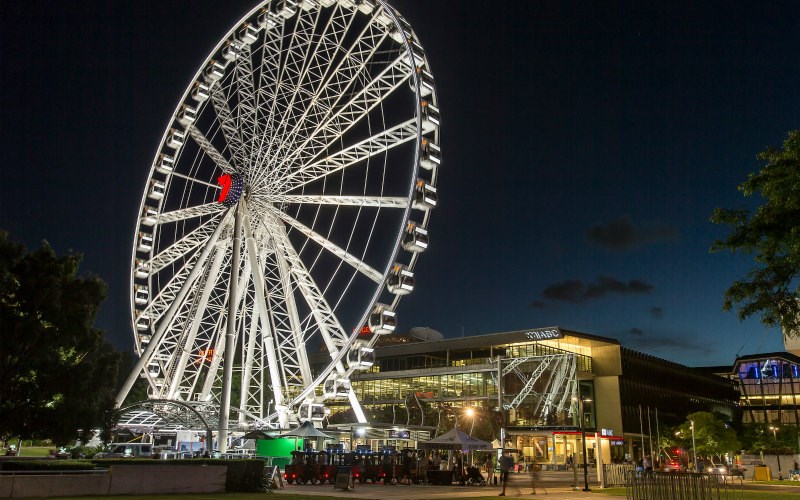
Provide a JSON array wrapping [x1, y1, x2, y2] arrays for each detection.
[[238, 23, 260, 45], [298, 402, 329, 422], [402, 221, 428, 252], [148, 179, 166, 200], [347, 346, 375, 369], [138, 232, 154, 252], [420, 138, 441, 170], [222, 40, 243, 61], [355, 0, 375, 14], [420, 100, 440, 133], [413, 179, 437, 210], [368, 304, 396, 334], [134, 285, 149, 305], [277, 0, 298, 19], [141, 205, 158, 226], [323, 378, 352, 398], [258, 8, 283, 29], [204, 60, 225, 82], [136, 316, 151, 331], [387, 264, 415, 295], [157, 153, 175, 174], [192, 82, 210, 102], [177, 104, 197, 125], [134, 260, 150, 279], [166, 128, 186, 149]]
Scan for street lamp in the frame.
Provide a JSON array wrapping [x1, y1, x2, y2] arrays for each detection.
[[574, 396, 592, 492], [465, 407, 476, 434], [769, 426, 783, 480], [464, 407, 476, 465]]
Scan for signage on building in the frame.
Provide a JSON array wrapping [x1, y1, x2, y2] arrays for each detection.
[[601, 428, 614, 436], [388, 430, 410, 439], [610, 440, 624, 446], [523, 328, 563, 341]]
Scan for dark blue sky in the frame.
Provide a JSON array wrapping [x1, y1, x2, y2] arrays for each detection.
[[1, 1, 798, 366]]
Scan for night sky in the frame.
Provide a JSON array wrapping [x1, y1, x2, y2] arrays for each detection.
[[2, 1, 798, 367]]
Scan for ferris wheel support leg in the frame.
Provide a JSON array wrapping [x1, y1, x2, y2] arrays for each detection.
[[219, 202, 243, 453], [348, 389, 368, 424], [116, 210, 232, 407], [243, 212, 287, 417]]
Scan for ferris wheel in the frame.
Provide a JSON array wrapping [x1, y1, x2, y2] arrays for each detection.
[[116, 0, 440, 438]]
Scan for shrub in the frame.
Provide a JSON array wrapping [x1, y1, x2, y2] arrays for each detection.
[[1, 460, 95, 471]]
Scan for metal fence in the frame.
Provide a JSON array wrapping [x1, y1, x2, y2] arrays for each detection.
[[603, 463, 635, 486], [624, 471, 743, 500]]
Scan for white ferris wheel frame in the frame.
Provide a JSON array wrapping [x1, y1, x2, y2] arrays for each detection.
[[117, 0, 440, 443]]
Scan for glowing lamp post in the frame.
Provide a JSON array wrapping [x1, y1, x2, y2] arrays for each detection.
[[769, 426, 782, 480]]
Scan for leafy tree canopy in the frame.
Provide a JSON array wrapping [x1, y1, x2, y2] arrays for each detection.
[[0, 231, 121, 445], [711, 130, 800, 336], [676, 412, 740, 461]]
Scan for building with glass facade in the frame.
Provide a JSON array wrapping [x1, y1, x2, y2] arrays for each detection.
[[317, 326, 738, 468]]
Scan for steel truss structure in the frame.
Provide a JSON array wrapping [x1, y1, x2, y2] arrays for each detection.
[[117, 0, 440, 450], [502, 354, 578, 426]]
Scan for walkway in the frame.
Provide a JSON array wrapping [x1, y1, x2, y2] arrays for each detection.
[[274, 470, 603, 499]]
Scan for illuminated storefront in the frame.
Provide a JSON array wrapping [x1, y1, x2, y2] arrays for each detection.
[[315, 326, 737, 467]]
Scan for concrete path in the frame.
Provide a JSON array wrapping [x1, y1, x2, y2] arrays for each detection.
[[274, 470, 604, 499]]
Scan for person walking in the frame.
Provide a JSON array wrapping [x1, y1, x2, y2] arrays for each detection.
[[530, 460, 547, 495], [498, 450, 514, 496], [485, 454, 496, 486]]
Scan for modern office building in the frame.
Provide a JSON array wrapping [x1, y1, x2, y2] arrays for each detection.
[[318, 326, 738, 467]]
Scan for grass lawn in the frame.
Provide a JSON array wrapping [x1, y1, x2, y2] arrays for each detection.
[[6, 446, 51, 457], [41, 493, 800, 500]]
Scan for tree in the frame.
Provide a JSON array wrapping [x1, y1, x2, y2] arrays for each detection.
[[0, 231, 121, 445], [711, 130, 800, 336], [676, 412, 740, 463]]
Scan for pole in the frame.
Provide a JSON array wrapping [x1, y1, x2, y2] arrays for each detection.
[[497, 356, 505, 448], [219, 201, 242, 453], [655, 408, 662, 467], [647, 406, 654, 467], [580, 397, 590, 491], [771, 427, 783, 480], [690, 420, 697, 472], [638, 405, 645, 465]]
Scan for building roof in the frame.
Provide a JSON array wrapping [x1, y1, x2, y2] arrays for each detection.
[[734, 351, 800, 365], [368, 326, 619, 358]]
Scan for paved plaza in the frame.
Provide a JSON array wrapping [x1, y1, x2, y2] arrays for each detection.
[[274, 469, 603, 499]]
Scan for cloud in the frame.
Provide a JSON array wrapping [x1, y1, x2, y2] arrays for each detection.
[[541, 276, 654, 303], [650, 306, 663, 319], [617, 328, 714, 356], [586, 215, 677, 250]]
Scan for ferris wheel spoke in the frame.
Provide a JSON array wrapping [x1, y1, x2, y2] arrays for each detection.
[[118, 208, 232, 406], [259, 53, 412, 191], [209, 82, 247, 172], [276, 210, 383, 284], [263, 211, 350, 355], [242, 212, 288, 410], [252, 9, 328, 183], [185, 123, 234, 175], [276, 117, 417, 193], [263, 10, 385, 183], [148, 213, 227, 274], [157, 203, 226, 224], [268, 194, 408, 208], [163, 243, 228, 399], [229, 42, 259, 168], [258, 240, 308, 398]]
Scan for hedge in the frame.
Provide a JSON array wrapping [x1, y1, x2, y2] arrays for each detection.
[[90, 458, 266, 492], [1, 460, 95, 471]]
